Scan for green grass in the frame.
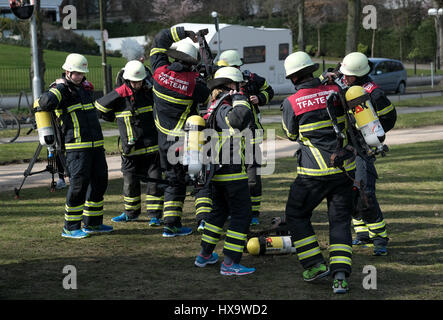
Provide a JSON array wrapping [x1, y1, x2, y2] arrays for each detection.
[[0, 140, 441, 300]]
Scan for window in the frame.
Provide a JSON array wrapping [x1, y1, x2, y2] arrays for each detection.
[[243, 46, 266, 64], [279, 43, 289, 60]]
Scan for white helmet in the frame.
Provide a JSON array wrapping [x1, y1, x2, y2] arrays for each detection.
[[122, 60, 147, 81], [167, 41, 198, 65], [207, 66, 244, 90], [340, 52, 371, 77], [62, 53, 89, 73], [284, 51, 318, 79], [217, 50, 243, 67]]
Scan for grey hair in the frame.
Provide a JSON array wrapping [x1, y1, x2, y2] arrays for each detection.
[[120, 38, 145, 61]]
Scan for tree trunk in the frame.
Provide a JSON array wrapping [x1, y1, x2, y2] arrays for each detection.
[[297, 0, 304, 51], [371, 29, 375, 58], [316, 26, 321, 57], [345, 0, 361, 54]]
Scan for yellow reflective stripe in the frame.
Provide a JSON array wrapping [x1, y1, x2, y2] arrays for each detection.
[[94, 101, 112, 113], [137, 106, 153, 114], [293, 235, 317, 248], [212, 172, 248, 182], [226, 230, 247, 241], [146, 195, 164, 201], [49, 88, 62, 102], [299, 133, 328, 170], [124, 196, 141, 202], [146, 204, 163, 210], [282, 118, 298, 140], [329, 244, 352, 254], [202, 234, 219, 245], [355, 226, 369, 233], [224, 116, 236, 135], [299, 116, 345, 133], [150, 48, 168, 56], [224, 241, 244, 253], [196, 207, 211, 214], [170, 27, 180, 42], [369, 230, 388, 238], [233, 100, 251, 110], [163, 211, 181, 217], [367, 220, 386, 230], [124, 203, 141, 210], [70, 111, 81, 143], [83, 103, 94, 110], [195, 197, 212, 205], [297, 247, 321, 260], [153, 88, 193, 105], [83, 210, 103, 217], [164, 201, 184, 208], [252, 205, 260, 211], [115, 111, 133, 117], [65, 204, 84, 212], [330, 256, 352, 265], [377, 104, 394, 117], [85, 200, 103, 207], [64, 214, 83, 221], [352, 218, 365, 226], [123, 115, 134, 142], [250, 196, 262, 201], [297, 160, 356, 176], [67, 103, 83, 113], [204, 222, 223, 234], [124, 145, 159, 156]]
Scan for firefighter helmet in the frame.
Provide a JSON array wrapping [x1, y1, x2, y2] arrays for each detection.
[[62, 53, 89, 73], [167, 41, 199, 65], [217, 50, 243, 67], [339, 52, 371, 77], [207, 66, 244, 90], [284, 51, 319, 79], [122, 60, 147, 81]]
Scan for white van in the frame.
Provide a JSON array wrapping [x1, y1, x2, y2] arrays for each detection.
[[173, 23, 293, 95]]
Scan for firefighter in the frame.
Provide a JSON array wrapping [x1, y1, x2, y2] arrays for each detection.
[[330, 52, 396, 256], [217, 50, 274, 225], [95, 60, 164, 226], [35, 53, 112, 239], [115, 38, 154, 90], [194, 66, 255, 276], [150, 26, 211, 237], [282, 51, 356, 293]]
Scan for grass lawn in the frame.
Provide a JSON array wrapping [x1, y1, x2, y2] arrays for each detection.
[[0, 140, 441, 300]]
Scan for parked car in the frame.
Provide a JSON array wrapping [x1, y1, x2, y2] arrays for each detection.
[[368, 58, 407, 94]]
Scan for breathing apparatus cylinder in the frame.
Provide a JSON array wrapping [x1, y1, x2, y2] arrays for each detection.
[[183, 115, 206, 179], [345, 86, 386, 153], [33, 99, 55, 155], [247, 236, 296, 255]]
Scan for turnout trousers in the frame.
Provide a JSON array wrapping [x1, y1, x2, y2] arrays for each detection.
[[352, 156, 388, 246], [246, 143, 262, 219], [121, 152, 164, 220], [64, 148, 108, 231], [200, 179, 252, 263], [285, 174, 354, 276]]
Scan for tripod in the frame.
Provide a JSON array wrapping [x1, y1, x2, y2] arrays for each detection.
[[14, 113, 68, 198]]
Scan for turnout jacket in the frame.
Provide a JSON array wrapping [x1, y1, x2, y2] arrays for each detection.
[[206, 93, 253, 182], [94, 82, 158, 156], [37, 75, 104, 152], [150, 26, 210, 137], [281, 78, 356, 178], [241, 70, 274, 144]]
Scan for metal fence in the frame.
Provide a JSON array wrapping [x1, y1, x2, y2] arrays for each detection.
[[0, 66, 118, 95]]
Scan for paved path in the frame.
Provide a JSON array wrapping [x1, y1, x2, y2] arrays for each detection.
[[1, 124, 443, 193]]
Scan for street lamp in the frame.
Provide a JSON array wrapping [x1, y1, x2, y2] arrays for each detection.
[[428, 7, 443, 70], [211, 11, 221, 59]]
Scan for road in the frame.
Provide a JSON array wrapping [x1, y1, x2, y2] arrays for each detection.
[[1, 123, 443, 194]]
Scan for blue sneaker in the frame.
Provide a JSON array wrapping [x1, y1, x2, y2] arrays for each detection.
[[149, 217, 162, 227], [62, 228, 89, 239], [250, 217, 260, 226], [162, 226, 193, 238], [82, 224, 114, 234], [352, 238, 373, 248], [220, 262, 255, 276], [195, 252, 219, 267], [197, 220, 205, 232], [373, 245, 388, 256], [112, 213, 138, 223]]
